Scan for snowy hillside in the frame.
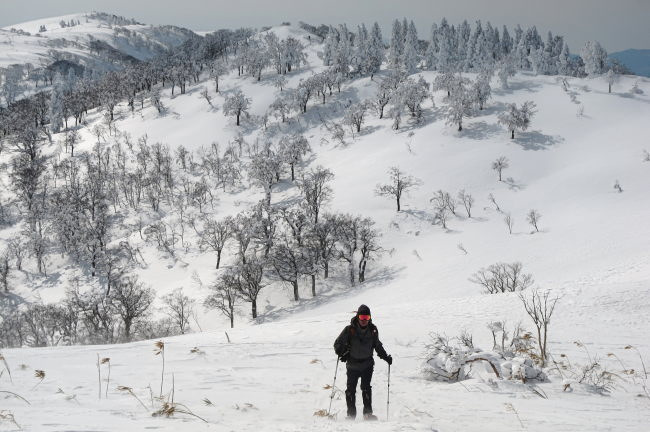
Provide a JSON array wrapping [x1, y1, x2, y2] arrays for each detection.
[[1, 20, 650, 431], [0, 11, 195, 101]]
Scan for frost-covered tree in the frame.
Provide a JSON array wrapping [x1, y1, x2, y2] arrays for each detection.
[[388, 19, 403, 68], [367, 22, 385, 78], [343, 101, 368, 133], [269, 93, 291, 123], [210, 58, 229, 92], [279, 134, 311, 181], [498, 101, 537, 139], [375, 167, 421, 211], [445, 78, 472, 131], [398, 76, 430, 118], [497, 55, 517, 89], [471, 72, 492, 110], [606, 69, 617, 93], [580, 41, 608, 76], [402, 21, 420, 73], [48, 73, 65, 133], [492, 156, 509, 181], [223, 90, 251, 126]]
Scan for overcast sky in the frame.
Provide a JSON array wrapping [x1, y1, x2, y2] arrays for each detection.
[[1, 0, 648, 52]]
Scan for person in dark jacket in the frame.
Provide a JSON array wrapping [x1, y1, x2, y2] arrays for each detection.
[[333, 304, 392, 420]]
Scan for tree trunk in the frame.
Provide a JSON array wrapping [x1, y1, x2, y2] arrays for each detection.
[[236, 113, 240, 126], [511, 129, 515, 139], [292, 281, 299, 301], [323, 261, 329, 279], [252, 299, 257, 319], [396, 197, 401, 212], [458, 122, 462, 132], [216, 249, 222, 269], [290, 163, 295, 181]]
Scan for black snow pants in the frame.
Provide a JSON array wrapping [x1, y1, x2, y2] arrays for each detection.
[[345, 363, 373, 417]]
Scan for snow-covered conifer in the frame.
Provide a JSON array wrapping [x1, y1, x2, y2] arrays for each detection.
[[402, 21, 419, 73], [581, 41, 608, 76], [389, 19, 403, 68]]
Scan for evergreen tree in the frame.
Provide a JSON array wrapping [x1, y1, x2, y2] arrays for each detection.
[[402, 21, 419, 73]]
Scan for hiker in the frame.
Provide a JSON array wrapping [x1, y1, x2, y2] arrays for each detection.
[[333, 304, 392, 420]]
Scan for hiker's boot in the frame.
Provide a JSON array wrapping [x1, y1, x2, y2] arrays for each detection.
[[361, 389, 373, 418], [345, 389, 356, 419]]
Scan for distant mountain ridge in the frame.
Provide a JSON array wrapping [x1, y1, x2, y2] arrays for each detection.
[[609, 49, 650, 77]]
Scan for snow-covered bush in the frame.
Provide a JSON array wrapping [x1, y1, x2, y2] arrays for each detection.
[[422, 332, 547, 383]]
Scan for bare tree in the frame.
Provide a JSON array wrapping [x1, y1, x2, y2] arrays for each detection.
[[235, 257, 266, 319], [376, 167, 421, 212], [470, 262, 534, 294], [298, 166, 334, 224], [504, 213, 514, 234], [519, 288, 559, 367], [0, 250, 9, 292], [488, 193, 501, 212], [162, 288, 195, 335], [357, 218, 381, 283], [204, 271, 240, 328], [457, 189, 474, 218], [526, 209, 541, 232], [198, 216, 232, 269], [200, 88, 213, 108], [270, 236, 309, 301], [110, 276, 154, 341], [492, 156, 509, 181]]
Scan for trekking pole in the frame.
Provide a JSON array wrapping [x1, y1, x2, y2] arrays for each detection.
[[327, 356, 340, 417], [386, 363, 391, 420]]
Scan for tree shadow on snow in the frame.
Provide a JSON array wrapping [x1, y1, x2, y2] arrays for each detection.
[[461, 121, 503, 140], [513, 131, 563, 151], [255, 264, 404, 324]]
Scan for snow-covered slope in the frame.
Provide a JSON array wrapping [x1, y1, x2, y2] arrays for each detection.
[[1, 23, 650, 431]]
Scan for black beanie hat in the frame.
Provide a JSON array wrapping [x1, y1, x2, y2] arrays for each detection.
[[357, 304, 371, 316]]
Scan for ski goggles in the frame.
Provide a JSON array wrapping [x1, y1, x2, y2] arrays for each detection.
[[358, 315, 371, 321]]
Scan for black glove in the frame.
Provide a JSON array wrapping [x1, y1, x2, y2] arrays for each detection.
[[385, 355, 393, 365], [340, 351, 349, 362]]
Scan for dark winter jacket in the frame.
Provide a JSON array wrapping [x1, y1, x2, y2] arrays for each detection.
[[334, 317, 389, 370]]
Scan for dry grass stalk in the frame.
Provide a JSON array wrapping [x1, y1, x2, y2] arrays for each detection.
[[101, 358, 111, 399], [202, 398, 213, 406], [504, 403, 526, 429], [0, 353, 13, 384], [313, 409, 335, 419], [32, 370, 46, 390], [154, 341, 165, 398], [0, 410, 21, 430], [0, 390, 31, 405], [96, 354, 102, 400], [153, 402, 208, 423], [190, 347, 205, 355], [117, 386, 149, 411]]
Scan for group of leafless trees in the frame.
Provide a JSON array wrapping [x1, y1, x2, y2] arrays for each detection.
[[0, 105, 383, 344]]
